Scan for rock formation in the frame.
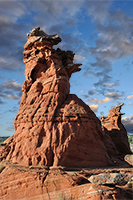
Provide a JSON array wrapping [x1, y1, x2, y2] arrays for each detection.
[[0, 162, 132, 200], [101, 103, 132, 157], [0, 27, 113, 167], [0, 27, 132, 200]]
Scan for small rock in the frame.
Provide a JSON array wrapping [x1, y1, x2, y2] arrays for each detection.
[[124, 154, 133, 166], [88, 173, 127, 186], [49, 166, 67, 171], [127, 181, 133, 188]]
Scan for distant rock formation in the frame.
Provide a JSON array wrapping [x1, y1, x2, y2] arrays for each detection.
[[0, 27, 113, 167], [101, 103, 132, 157]]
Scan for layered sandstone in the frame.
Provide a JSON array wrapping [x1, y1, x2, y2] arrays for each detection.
[[101, 103, 132, 157], [0, 27, 113, 167], [0, 27, 132, 200], [0, 162, 132, 200]]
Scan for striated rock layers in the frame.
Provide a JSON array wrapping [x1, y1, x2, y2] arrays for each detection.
[[0, 163, 132, 200], [101, 103, 132, 157], [0, 27, 132, 200], [0, 27, 114, 168]]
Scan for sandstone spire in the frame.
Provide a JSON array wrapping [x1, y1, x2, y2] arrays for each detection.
[[0, 27, 113, 167], [101, 103, 132, 156]]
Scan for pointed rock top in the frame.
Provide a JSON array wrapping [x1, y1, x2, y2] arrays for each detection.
[[25, 27, 61, 49]]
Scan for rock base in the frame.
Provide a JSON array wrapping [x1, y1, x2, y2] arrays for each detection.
[[0, 162, 132, 200]]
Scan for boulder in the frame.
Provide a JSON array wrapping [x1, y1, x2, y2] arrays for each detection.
[[88, 173, 127, 186], [124, 154, 133, 166], [87, 184, 133, 200]]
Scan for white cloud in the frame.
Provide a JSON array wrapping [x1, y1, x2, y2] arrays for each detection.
[[0, 1, 27, 23], [6, 94, 20, 100], [0, 80, 22, 91], [89, 97, 110, 104], [104, 83, 118, 87], [122, 115, 133, 133], [0, 56, 24, 71], [89, 6, 133, 60], [85, 0, 133, 93], [86, 0, 111, 24], [122, 117, 130, 122], [127, 95, 133, 99], [74, 54, 85, 63], [0, 80, 22, 101], [89, 104, 99, 112], [106, 92, 124, 100]]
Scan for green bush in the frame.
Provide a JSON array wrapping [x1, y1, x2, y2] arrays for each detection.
[[0, 137, 9, 144], [128, 136, 133, 144]]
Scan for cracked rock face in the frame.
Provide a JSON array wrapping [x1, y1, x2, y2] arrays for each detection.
[[0, 27, 114, 167]]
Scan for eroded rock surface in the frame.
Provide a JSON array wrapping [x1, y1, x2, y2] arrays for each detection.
[[88, 173, 127, 186], [0, 27, 112, 168], [0, 27, 132, 200], [0, 162, 132, 200], [101, 103, 132, 157]]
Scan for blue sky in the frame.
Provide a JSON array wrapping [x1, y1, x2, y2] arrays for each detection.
[[0, 0, 133, 136]]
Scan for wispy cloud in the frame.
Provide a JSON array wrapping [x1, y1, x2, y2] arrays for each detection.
[[127, 94, 133, 100], [88, 4, 133, 60], [0, 80, 22, 101], [74, 55, 85, 63], [82, 85, 124, 105], [6, 125, 15, 132], [106, 92, 124, 100], [0, 97, 5, 104], [6, 94, 20, 100], [84, 0, 133, 93], [0, 1, 86, 72], [86, 0, 111, 24], [89, 97, 110, 104], [0, 0, 132, 128], [0, 80, 22, 91], [104, 83, 119, 87], [0, 1, 31, 71]]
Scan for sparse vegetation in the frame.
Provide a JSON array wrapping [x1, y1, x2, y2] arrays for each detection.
[[59, 194, 73, 200], [128, 136, 133, 153], [0, 137, 9, 144], [128, 136, 133, 144], [0, 162, 6, 173]]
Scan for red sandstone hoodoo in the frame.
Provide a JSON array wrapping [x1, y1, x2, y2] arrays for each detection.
[[0, 27, 132, 200], [0, 27, 131, 168], [101, 103, 132, 157]]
